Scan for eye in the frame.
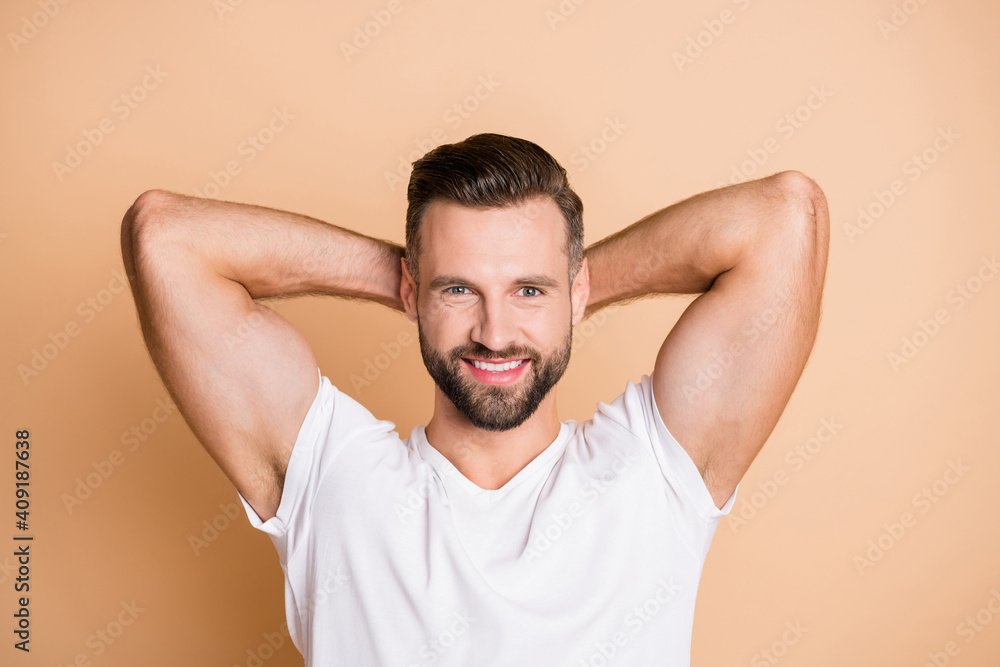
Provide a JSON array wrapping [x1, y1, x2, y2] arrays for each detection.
[[517, 286, 542, 297], [445, 286, 471, 295]]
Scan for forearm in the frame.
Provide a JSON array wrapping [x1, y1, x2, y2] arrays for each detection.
[[123, 189, 404, 310], [583, 172, 805, 316]]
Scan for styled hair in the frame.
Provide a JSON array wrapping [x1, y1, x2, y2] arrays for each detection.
[[404, 133, 584, 284]]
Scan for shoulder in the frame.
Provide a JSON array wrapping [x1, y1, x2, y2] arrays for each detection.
[[589, 374, 658, 439], [582, 375, 739, 519]]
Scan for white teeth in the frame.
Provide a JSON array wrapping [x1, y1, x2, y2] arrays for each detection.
[[471, 359, 525, 372]]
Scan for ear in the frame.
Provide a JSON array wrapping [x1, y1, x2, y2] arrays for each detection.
[[400, 257, 419, 323], [570, 257, 590, 326]]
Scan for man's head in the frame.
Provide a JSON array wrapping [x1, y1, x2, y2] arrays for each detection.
[[405, 133, 584, 285], [400, 133, 589, 431]]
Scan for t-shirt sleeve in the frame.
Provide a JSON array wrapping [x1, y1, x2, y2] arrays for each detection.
[[597, 374, 738, 524], [235, 366, 395, 561]]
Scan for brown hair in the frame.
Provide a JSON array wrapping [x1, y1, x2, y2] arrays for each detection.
[[405, 133, 584, 284]]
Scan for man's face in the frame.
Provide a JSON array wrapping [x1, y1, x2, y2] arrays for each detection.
[[402, 196, 588, 431]]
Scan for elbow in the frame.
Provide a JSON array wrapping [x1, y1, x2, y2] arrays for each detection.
[[122, 189, 174, 240], [771, 170, 827, 222], [119, 189, 178, 281], [768, 170, 830, 289], [769, 170, 830, 249]]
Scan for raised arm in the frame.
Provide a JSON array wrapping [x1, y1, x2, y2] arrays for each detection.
[[584, 171, 829, 509], [120, 190, 404, 521]]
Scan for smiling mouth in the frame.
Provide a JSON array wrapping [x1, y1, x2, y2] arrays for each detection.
[[464, 358, 528, 372]]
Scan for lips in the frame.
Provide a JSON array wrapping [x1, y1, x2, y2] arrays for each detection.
[[462, 357, 531, 385], [468, 358, 526, 372]]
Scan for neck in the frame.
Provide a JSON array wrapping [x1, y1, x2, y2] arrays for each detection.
[[424, 388, 561, 491]]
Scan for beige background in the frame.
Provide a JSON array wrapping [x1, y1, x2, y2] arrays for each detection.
[[2, 0, 999, 665]]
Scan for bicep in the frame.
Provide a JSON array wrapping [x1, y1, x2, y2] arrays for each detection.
[[652, 187, 829, 508], [127, 230, 319, 522]]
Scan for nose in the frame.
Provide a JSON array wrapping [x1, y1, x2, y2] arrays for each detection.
[[470, 295, 520, 353]]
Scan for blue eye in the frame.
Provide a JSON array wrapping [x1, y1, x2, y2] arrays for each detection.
[[445, 286, 470, 295]]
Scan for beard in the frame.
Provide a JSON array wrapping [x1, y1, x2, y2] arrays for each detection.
[[418, 320, 573, 432]]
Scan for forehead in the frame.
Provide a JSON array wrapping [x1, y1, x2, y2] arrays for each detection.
[[418, 196, 568, 281]]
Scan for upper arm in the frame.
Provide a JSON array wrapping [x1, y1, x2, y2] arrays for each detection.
[[121, 190, 320, 522], [652, 172, 830, 509]]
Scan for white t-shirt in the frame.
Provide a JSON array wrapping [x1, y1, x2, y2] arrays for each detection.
[[238, 368, 737, 667]]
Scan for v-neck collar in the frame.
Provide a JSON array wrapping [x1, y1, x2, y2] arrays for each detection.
[[412, 423, 571, 503]]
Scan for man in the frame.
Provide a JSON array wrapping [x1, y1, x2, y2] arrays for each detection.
[[120, 133, 828, 666]]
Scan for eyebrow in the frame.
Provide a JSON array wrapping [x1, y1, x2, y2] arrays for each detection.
[[427, 274, 562, 291]]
